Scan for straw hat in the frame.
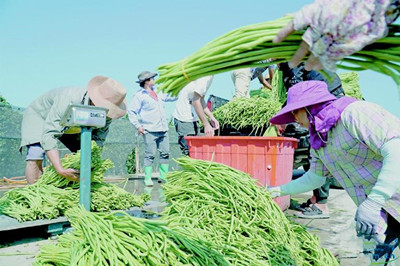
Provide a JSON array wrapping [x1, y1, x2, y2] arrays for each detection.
[[87, 76, 127, 119], [270, 81, 336, 124]]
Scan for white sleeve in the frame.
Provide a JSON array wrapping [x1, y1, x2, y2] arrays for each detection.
[[193, 76, 213, 97], [369, 138, 400, 204], [280, 171, 327, 196]]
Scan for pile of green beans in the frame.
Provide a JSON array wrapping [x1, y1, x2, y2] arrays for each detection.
[[0, 184, 76, 221], [156, 15, 400, 95], [0, 143, 149, 222], [35, 206, 228, 266], [90, 183, 151, 212], [0, 183, 149, 222], [212, 68, 285, 136], [212, 96, 282, 136], [162, 157, 339, 265]]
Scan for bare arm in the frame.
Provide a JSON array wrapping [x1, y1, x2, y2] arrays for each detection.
[[46, 149, 79, 181], [192, 92, 216, 136], [202, 98, 220, 130], [258, 74, 273, 90], [268, 67, 274, 83]]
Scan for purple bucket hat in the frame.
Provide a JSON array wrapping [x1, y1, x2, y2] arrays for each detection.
[[270, 81, 337, 124]]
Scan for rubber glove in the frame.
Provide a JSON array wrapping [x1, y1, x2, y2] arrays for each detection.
[[267, 186, 281, 198], [266, 171, 326, 198], [355, 198, 384, 238]]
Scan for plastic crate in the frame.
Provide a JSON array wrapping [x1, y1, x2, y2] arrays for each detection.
[[185, 136, 298, 210]]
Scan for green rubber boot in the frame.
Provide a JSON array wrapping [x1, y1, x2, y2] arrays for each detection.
[[158, 164, 169, 183], [144, 166, 153, 187]]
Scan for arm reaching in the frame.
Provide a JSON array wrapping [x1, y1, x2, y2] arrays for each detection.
[[273, 0, 396, 71], [267, 171, 326, 197], [46, 149, 79, 182]]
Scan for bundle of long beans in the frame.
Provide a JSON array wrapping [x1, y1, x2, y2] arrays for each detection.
[[37, 142, 111, 188], [156, 16, 400, 95], [35, 206, 228, 266], [162, 157, 339, 265]]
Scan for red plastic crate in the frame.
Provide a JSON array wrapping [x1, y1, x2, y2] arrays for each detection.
[[185, 136, 298, 210]]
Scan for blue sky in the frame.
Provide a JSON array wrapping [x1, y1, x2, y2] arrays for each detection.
[[1, 0, 399, 118]]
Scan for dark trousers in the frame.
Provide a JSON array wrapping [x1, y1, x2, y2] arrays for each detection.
[[373, 214, 400, 262], [173, 118, 199, 156], [313, 178, 331, 204]]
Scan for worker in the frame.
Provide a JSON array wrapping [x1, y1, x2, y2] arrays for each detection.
[[278, 61, 345, 219], [128, 71, 176, 186], [273, 0, 399, 71], [268, 80, 400, 262], [20, 76, 127, 184], [172, 75, 219, 155], [231, 60, 274, 99]]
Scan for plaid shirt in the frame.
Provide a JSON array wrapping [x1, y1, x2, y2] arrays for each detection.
[[310, 101, 400, 233]]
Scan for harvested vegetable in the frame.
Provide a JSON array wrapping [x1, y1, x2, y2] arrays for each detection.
[[162, 157, 339, 265], [156, 16, 400, 95], [35, 206, 228, 266], [0, 143, 149, 222], [213, 68, 285, 136], [212, 96, 282, 136], [0, 183, 149, 222], [0, 184, 76, 221], [37, 142, 112, 188], [90, 183, 150, 212]]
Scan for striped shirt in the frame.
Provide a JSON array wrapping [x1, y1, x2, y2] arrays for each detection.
[[309, 101, 400, 229]]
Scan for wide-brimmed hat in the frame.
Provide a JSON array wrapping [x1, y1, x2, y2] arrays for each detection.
[[87, 76, 127, 119], [269, 81, 337, 124], [136, 71, 157, 83]]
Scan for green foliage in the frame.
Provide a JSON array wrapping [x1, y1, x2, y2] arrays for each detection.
[[101, 119, 135, 176], [339, 72, 364, 100], [0, 94, 11, 108], [0, 105, 24, 178], [126, 148, 136, 174]]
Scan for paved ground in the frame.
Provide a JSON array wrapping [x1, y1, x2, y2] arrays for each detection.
[[0, 179, 397, 265], [288, 189, 371, 265]]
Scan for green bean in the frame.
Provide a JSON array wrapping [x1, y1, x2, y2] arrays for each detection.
[[161, 157, 339, 265], [156, 16, 400, 96]]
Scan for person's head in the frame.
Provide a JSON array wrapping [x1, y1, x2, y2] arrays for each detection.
[[87, 76, 127, 119], [270, 81, 337, 126], [290, 108, 310, 128], [136, 71, 157, 88]]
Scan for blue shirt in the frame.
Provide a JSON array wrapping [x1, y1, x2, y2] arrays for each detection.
[[128, 88, 176, 132]]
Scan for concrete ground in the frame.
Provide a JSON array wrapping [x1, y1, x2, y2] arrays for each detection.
[[288, 189, 371, 265], [0, 179, 394, 265]]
